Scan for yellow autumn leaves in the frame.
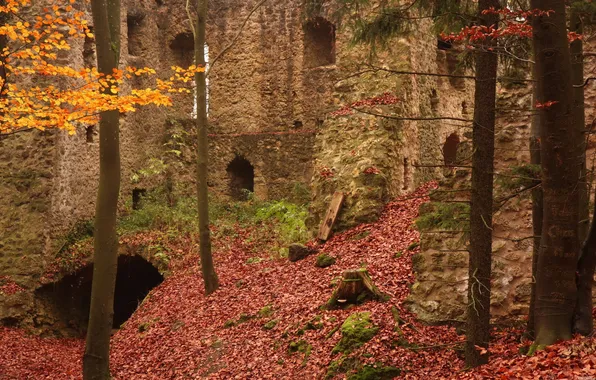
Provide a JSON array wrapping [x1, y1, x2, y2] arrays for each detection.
[[0, 0, 204, 135]]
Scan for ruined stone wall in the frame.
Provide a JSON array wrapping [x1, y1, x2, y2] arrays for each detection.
[[1, 0, 321, 328], [408, 38, 596, 325], [0, 0, 189, 327], [309, 13, 474, 230], [204, 0, 326, 200]]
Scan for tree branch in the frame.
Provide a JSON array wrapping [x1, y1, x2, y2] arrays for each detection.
[[349, 105, 472, 124], [206, 0, 268, 77]]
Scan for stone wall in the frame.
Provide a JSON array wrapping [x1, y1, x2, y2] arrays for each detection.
[[407, 38, 596, 325], [308, 14, 474, 230], [0, 0, 187, 327], [0, 0, 321, 328]]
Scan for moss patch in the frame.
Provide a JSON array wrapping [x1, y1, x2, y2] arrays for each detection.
[[332, 312, 379, 354], [263, 319, 278, 330], [288, 339, 312, 366], [325, 357, 360, 379], [258, 305, 274, 318], [348, 363, 401, 380], [315, 253, 336, 268]]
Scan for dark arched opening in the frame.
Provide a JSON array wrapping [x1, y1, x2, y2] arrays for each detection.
[[35, 255, 163, 335], [303, 17, 336, 68], [226, 156, 254, 200], [443, 133, 460, 167], [127, 11, 145, 56], [170, 32, 194, 68]]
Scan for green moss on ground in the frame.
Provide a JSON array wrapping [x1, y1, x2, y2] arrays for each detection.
[[348, 363, 401, 380], [258, 305, 274, 318], [288, 339, 312, 366], [325, 357, 360, 379], [263, 319, 278, 330], [315, 253, 336, 268], [332, 312, 379, 354]]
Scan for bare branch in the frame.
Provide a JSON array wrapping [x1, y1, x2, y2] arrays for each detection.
[[206, 0, 268, 77]]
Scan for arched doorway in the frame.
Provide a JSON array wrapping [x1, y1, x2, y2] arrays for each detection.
[[35, 255, 164, 335], [226, 156, 255, 200], [443, 133, 460, 167]]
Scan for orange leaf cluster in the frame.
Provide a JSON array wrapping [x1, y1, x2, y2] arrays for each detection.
[[0, 0, 201, 135]]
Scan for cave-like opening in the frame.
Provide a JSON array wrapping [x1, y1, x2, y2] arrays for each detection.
[[226, 155, 255, 200], [35, 255, 163, 335], [303, 17, 336, 68], [443, 133, 460, 167]]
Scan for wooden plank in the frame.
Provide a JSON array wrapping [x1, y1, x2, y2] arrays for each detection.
[[317, 192, 345, 241]]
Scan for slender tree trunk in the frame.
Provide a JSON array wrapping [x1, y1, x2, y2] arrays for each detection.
[[572, 10, 589, 245], [531, 0, 579, 346], [0, 0, 8, 117], [527, 51, 542, 340], [195, 0, 219, 295], [84, 0, 121, 378], [575, 190, 596, 335], [465, 0, 499, 368], [571, 2, 594, 336]]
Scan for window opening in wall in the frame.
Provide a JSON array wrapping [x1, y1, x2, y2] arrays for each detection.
[[83, 27, 95, 68], [443, 133, 460, 167], [127, 12, 144, 56], [34, 255, 163, 335], [430, 89, 439, 112], [226, 156, 254, 200], [437, 38, 453, 50], [170, 32, 194, 69], [132, 188, 147, 210], [192, 43, 209, 119], [303, 17, 336, 68], [85, 125, 95, 143], [403, 157, 410, 190]]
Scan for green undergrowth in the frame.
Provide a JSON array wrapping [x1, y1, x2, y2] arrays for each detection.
[[117, 187, 309, 257], [496, 164, 540, 192], [416, 202, 470, 231]]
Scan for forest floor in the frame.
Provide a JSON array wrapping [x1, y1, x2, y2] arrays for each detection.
[[1, 183, 596, 379]]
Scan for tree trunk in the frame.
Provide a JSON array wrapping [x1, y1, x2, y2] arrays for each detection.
[[575, 190, 596, 335], [572, 10, 589, 245], [526, 49, 542, 340], [0, 0, 7, 119], [195, 0, 219, 295], [571, 6, 594, 337], [464, 0, 499, 368], [84, 0, 121, 379], [531, 0, 579, 346]]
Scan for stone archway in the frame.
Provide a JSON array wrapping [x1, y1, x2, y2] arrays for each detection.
[[35, 255, 164, 335], [226, 155, 255, 200]]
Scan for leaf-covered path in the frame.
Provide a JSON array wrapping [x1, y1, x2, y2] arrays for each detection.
[[1, 183, 595, 379]]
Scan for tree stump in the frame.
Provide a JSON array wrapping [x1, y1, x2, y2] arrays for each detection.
[[326, 269, 388, 309]]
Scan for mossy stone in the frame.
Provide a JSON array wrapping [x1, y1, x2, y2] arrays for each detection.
[[332, 312, 379, 354], [316, 253, 336, 268], [348, 364, 401, 380]]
